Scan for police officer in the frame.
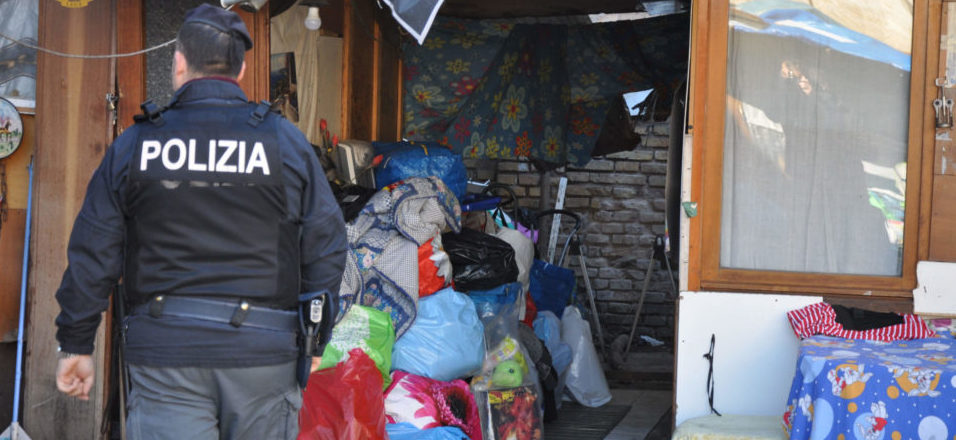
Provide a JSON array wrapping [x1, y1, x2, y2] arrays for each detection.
[[53, 5, 347, 439]]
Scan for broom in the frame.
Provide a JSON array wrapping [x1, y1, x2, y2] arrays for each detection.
[[2, 158, 34, 440]]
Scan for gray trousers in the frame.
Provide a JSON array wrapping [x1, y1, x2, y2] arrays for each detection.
[[126, 361, 301, 440]]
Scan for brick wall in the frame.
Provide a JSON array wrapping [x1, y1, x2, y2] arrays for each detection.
[[463, 120, 677, 350]]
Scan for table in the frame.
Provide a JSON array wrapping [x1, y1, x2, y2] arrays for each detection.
[[783, 335, 956, 439]]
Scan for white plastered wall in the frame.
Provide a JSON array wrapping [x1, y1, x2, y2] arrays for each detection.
[[674, 133, 822, 425], [673, 291, 821, 426]]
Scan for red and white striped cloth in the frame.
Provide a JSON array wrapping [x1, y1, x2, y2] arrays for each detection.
[[787, 302, 936, 341]]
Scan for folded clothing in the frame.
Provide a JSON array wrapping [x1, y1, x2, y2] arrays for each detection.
[[831, 304, 902, 330], [787, 302, 935, 341]]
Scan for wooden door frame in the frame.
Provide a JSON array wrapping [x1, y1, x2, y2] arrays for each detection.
[[22, 1, 273, 436], [24, 0, 116, 436], [686, 0, 932, 297]]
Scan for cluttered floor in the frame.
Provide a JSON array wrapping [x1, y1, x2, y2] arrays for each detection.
[[296, 141, 680, 439], [606, 350, 674, 440], [544, 350, 674, 440], [605, 350, 674, 440]]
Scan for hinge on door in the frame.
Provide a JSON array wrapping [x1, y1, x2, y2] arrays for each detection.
[[106, 93, 119, 126]]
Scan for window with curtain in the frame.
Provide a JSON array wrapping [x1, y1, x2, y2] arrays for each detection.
[[719, 0, 912, 277]]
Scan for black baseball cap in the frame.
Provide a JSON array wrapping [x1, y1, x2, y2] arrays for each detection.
[[183, 4, 253, 51]]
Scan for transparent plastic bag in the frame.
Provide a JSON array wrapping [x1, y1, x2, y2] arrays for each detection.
[[470, 299, 544, 440]]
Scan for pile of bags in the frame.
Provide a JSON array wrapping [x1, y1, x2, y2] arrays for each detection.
[[299, 141, 611, 439]]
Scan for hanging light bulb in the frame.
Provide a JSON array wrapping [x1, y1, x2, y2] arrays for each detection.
[[304, 6, 322, 30]]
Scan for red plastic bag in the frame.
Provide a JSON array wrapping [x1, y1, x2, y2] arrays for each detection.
[[298, 349, 387, 440]]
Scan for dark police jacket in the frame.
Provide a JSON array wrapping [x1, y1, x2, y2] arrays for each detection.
[[54, 78, 347, 367]]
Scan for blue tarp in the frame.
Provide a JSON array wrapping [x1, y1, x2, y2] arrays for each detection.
[[732, 1, 910, 71]]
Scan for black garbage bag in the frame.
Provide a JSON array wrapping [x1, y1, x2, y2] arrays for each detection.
[[442, 228, 519, 292]]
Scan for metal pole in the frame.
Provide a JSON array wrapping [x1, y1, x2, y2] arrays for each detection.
[[576, 243, 607, 360], [12, 158, 35, 430], [623, 247, 656, 358]]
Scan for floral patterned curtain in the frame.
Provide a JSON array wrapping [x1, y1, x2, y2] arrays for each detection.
[[402, 14, 688, 166]]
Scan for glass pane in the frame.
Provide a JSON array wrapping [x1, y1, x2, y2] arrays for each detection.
[[721, 0, 911, 276], [0, 0, 38, 108], [145, 0, 206, 106]]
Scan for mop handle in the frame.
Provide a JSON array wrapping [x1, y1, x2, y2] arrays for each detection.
[[12, 157, 34, 425]]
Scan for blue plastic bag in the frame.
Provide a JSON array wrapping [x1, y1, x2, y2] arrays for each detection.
[[373, 141, 468, 200], [392, 288, 485, 381], [466, 282, 522, 319], [386, 423, 469, 440], [533, 311, 573, 375], [529, 259, 576, 318]]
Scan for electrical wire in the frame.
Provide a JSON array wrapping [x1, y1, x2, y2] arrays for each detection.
[[0, 29, 176, 59], [0, 4, 244, 59]]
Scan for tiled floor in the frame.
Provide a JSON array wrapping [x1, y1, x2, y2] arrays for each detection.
[[603, 388, 672, 440], [602, 349, 675, 439]]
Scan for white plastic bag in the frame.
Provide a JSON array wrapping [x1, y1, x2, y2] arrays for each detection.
[[495, 228, 534, 321], [494, 227, 534, 293], [561, 306, 612, 407]]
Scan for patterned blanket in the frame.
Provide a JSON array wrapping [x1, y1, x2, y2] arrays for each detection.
[[339, 177, 461, 337]]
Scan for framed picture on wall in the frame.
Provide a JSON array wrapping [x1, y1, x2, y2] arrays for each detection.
[[0, 97, 23, 159], [270, 52, 299, 122]]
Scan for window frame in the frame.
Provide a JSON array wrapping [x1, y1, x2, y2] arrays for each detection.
[[686, 1, 934, 297]]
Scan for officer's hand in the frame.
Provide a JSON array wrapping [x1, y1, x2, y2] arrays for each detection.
[[311, 356, 322, 373], [56, 355, 95, 401]]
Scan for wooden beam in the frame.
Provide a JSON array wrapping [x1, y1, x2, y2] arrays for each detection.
[[344, 0, 375, 140], [929, 175, 956, 260], [0, 210, 26, 343], [685, 0, 710, 291], [116, 0, 144, 133], [397, 56, 404, 140], [900, 0, 930, 286], [376, 8, 402, 142], [918, 0, 942, 264], [341, 0, 352, 137], [24, 0, 115, 437], [236, 8, 271, 102], [371, 14, 381, 139]]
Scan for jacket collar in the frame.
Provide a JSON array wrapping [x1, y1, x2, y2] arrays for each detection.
[[168, 77, 248, 108]]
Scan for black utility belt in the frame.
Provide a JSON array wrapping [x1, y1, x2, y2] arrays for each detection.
[[132, 295, 298, 332]]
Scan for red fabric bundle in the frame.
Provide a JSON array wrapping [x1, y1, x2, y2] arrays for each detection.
[[787, 302, 936, 341]]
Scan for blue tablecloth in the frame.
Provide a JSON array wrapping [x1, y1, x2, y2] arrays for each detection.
[[783, 336, 956, 439]]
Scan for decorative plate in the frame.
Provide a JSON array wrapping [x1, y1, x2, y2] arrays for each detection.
[[0, 97, 23, 159]]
